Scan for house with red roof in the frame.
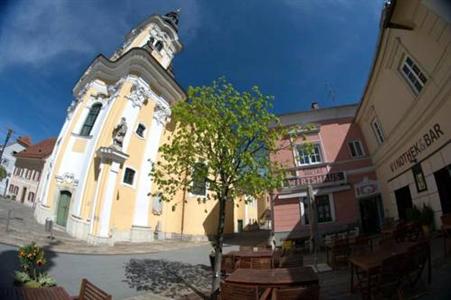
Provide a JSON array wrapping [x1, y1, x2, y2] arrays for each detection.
[[8, 137, 56, 206]]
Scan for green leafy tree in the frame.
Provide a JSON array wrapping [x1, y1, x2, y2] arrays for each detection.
[[0, 165, 7, 181], [151, 78, 284, 295]]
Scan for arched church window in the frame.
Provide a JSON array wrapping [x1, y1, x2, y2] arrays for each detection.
[[80, 103, 102, 136], [155, 41, 163, 52], [149, 37, 155, 46]]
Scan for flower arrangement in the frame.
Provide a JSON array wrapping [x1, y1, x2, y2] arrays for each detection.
[[14, 242, 56, 288]]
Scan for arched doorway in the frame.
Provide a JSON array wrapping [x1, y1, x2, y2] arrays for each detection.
[[56, 191, 72, 227]]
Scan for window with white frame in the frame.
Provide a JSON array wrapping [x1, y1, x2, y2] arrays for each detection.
[[190, 162, 207, 196], [136, 123, 146, 138], [371, 117, 385, 144], [348, 140, 365, 158], [123, 168, 136, 186], [400, 55, 427, 94], [296, 143, 322, 166], [302, 194, 333, 224], [80, 103, 102, 136]]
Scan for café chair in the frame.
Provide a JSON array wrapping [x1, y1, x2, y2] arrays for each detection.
[[271, 285, 320, 300], [441, 214, 451, 256], [73, 278, 112, 300], [220, 282, 271, 300]]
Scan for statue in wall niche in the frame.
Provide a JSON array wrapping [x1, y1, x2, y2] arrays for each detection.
[[112, 117, 128, 150]]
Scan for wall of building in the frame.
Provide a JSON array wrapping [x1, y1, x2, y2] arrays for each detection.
[[355, 0, 451, 227]]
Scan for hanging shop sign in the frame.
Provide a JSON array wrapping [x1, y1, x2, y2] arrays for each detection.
[[412, 163, 428, 193], [389, 123, 444, 173], [354, 177, 379, 198]]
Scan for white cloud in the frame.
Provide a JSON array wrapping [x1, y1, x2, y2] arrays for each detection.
[[0, 0, 201, 71]]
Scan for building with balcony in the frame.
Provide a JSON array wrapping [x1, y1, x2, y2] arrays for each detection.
[[355, 0, 451, 227], [271, 104, 381, 244]]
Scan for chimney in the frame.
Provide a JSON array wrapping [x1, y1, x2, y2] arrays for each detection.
[[311, 102, 319, 110], [17, 136, 32, 147]]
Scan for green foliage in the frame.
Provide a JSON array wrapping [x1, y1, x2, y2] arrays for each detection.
[[14, 242, 56, 287], [151, 77, 285, 206], [406, 205, 422, 222], [420, 204, 434, 228], [0, 165, 7, 181]]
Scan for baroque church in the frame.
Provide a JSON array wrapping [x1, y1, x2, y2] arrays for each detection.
[[34, 11, 261, 245]]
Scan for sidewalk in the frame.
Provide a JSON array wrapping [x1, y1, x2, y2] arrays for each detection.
[[0, 197, 208, 254]]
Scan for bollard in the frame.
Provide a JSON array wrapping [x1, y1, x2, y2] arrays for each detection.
[[5, 209, 13, 232], [45, 218, 54, 240]]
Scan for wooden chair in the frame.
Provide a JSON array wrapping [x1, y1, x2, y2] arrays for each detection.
[[355, 266, 381, 300], [377, 253, 408, 300], [271, 285, 320, 300], [406, 240, 429, 287], [75, 279, 111, 300], [329, 238, 350, 269], [251, 257, 272, 269], [221, 254, 236, 276], [351, 235, 371, 255], [278, 254, 303, 268], [220, 282, 271, 300], [236, 257, 252, 269], [441, 214, 451, 256], [404, 222, 422, 242]]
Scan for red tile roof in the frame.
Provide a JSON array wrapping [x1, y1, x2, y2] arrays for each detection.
[[15, 137, 56, 159], [17, 136, 32, 147]]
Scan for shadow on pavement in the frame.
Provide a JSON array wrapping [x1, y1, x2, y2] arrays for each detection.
[[124, 258, 211, 299]]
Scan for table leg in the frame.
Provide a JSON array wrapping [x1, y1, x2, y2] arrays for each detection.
[[350, 263, 355, 293], [428, 243, 431, 284]]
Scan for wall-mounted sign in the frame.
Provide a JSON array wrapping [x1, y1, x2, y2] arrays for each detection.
[[355, 177, 379, 198], [412, 163, 427, 193], [390, 123, 444, 173], [284, 171, 346, 188]]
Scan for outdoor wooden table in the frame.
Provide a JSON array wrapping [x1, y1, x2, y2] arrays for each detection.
[[225, 266, 319, 288], [227, 249, 273, 258], [349, 241, 431, 294], [0, 286, 72, 300]]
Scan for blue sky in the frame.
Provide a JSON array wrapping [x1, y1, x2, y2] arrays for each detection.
[[0, 0, 384, 142]]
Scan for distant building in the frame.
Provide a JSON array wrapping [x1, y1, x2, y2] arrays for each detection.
[[0, 136, 31, 196], [8, 138, 56, 206], [355, 0, 451, 227], [271, 104, 380, 245]]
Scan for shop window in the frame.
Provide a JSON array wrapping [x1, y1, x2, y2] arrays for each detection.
[[80, 103, 102, 136], [123, 168, 136, 186], [296, 143, 322, 166], [190, 162, 207, 196], [136, 123, 146, 138], [348, 140, 365, 158], [302, 195, 333, 224], [400, 55, 427, 94], [371, 117, 385, 144]]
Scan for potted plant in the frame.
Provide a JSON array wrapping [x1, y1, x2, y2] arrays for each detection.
[[14, 242, 56, 287], [406, 205, 422, 223], [420, 204, 435, 236]]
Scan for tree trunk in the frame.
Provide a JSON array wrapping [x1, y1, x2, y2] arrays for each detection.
[[211, 196, 227, 298]]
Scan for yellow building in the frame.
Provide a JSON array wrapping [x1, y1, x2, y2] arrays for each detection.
[[34, 11, 256, 245], [355, 0, 451, 228]]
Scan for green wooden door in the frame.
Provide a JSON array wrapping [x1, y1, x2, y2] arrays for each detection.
[[56, 191, 71, 227]]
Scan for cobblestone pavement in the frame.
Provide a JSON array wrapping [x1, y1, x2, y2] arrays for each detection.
[[0, 197, 208, 254]]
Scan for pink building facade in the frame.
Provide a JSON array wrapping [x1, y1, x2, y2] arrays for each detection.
[[272, 104, 382, 244]]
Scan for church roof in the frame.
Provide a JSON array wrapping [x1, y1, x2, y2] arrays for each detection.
[[162, 10, 180, 32], [15, 137, 56, 159]]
